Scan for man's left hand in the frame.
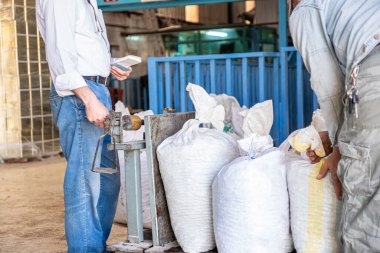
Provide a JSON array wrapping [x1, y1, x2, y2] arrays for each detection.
[[111, 66, 132, 81]]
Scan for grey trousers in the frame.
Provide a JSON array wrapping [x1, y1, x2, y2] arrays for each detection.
[[338, 45, 380, 253]]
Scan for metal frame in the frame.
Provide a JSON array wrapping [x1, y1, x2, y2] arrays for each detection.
[[103, 116, 147, 243], [98, 0, 245, 12], [148, 51, 281, 140], [148, 47, 318, 144], [278, 0, 288, 48], [123, 141, 146, 243], [110, 77, 149, 110]]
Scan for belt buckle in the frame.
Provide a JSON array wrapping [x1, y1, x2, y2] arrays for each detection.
[[104, 76, 109, 86]]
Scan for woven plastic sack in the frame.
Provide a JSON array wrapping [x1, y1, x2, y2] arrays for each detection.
[[157, 84, 239, 253], [210, 93, 240, 124], [114, 101, 153, 229], [281, 114, 343, 253], [231, 104, 248, 138], [213, 100, 293, 253], [210, 93, 245, 137], [187, 83, 225, 131]]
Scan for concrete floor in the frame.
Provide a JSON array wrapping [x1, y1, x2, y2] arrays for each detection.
[[0, 157, 127, 253]]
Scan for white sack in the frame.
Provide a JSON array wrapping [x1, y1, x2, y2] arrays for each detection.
[[157, 84, 239, 253], [287, 125, 326, 158], [210, 93, 240, 123], [231, 104, 248, 138], [187, 83, 225, 131], [240, 100, 274, 138], [114, 101, 153, 229], [213, 100, 293, 253], [282, 122, 343, 253], [210, 93, 245, 136], [286, 157, 342, 253]]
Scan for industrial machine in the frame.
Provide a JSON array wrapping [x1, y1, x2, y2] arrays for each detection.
[[93, 111, 197, 252]]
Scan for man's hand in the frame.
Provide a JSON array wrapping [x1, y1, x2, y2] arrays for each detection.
[[316, 146, 343, 200], [111, 66, 132, 81], [73, 86, 109, 128], [307, 148, 321, 164], [306, 131, 333, 164]]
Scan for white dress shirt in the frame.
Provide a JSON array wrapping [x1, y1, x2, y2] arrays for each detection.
[[36, 0, 111, 96]]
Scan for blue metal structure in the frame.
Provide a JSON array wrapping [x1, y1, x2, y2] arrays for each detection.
[[110, 77, 149, 110], [278, 0, 288, 48], [148, 47, 317, 144], [98, 0, 245, 12]]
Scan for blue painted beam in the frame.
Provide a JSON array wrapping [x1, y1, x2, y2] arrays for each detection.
[[242, 58, 248, 106], [258, 56, 265, 102], [149, 52, 280, 62], [279, 0, 288, 48], [165, 62, 172, 109], [210, 60, 216, 94], [225, 59, 233, 95], [98, 0, 245, 12], [280, 47, 289, 142], [147, 59, 159, 114], [296, 52, 304, 128], [179, 61, 186, 112]]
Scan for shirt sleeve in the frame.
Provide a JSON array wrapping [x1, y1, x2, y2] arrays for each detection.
[[289, 6, 345, 145], [42, 0, 87, 92]]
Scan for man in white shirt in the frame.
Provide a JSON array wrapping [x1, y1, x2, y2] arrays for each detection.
[[36, 0, 130, 252]]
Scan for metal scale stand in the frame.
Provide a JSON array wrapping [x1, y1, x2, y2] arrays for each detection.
[[93, 111, 199, 253]]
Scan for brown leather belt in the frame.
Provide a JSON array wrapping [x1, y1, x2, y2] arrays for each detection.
[[83, 76, 110, 86]]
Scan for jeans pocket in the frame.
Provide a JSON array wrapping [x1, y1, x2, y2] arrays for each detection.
[[86, 80, 111, 110], [338, 141, 371, 196], [72, 95, 86, 110], [50, 95, 63, 124]]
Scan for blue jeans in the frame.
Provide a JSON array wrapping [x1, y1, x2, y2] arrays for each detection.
[[50, 80, 120, 253]]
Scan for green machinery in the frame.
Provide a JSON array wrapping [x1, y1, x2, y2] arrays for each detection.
[[125, 25, 277, 57]]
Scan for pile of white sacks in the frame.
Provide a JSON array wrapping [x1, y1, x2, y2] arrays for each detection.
[[156, 84, 343, 253]]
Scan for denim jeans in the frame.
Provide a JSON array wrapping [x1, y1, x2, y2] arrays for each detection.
[[50, 80, 120, 253]]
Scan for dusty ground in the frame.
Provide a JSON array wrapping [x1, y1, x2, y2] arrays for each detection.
[[0, 157, 127, 253]]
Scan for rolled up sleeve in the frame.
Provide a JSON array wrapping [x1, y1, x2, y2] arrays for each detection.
[[43, 0, 87, 92], [289, 7, 345, 144]]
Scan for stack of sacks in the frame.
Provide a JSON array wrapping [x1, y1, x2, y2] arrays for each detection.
[[213, 100, 293, 253], [157, 84, 240, 253], [281, 110, 342, 253], [210, 93, 247, 138], [114, 101, 153, 229]]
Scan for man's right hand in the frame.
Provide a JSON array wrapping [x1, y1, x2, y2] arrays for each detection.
[[73, 86, 109, 128], [305, 131, 343, 200], [306, 131, 333, 164], [317, 146, 343, 200]]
